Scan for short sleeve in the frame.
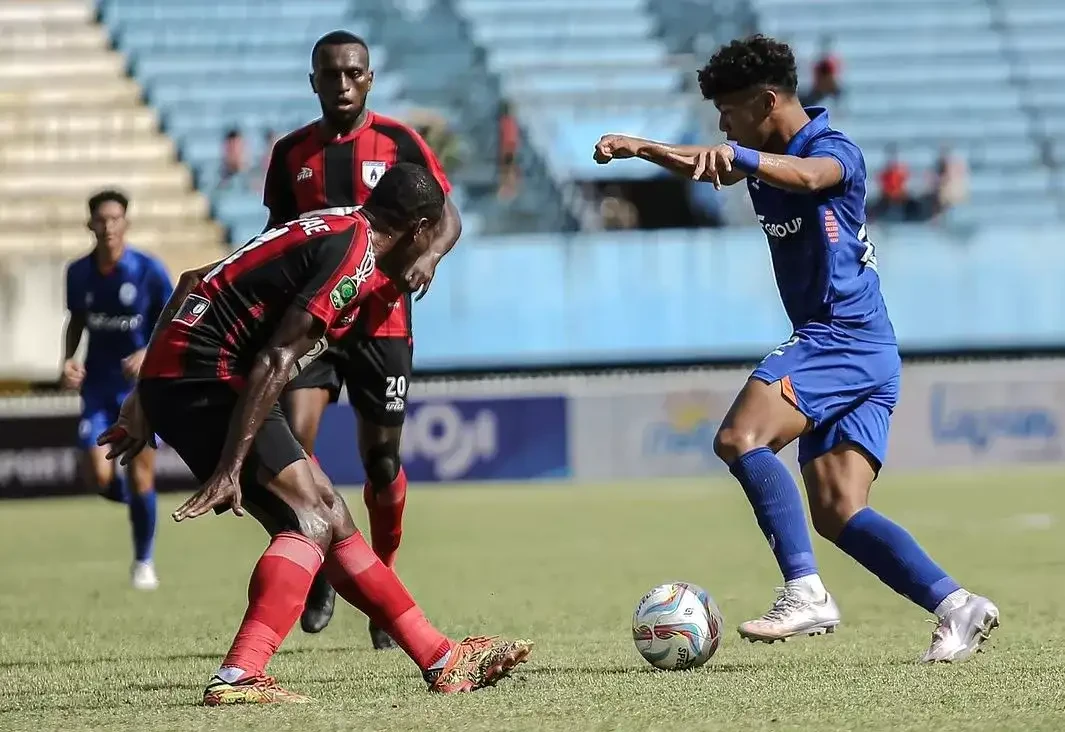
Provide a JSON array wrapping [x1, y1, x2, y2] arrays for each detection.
[[263, 142, 298, 225], [293, 223, 375, 326], [65, 263, 82, 313], [150, 258, 174, 304], [806, 133, 864, 187], [411, 131, 453, 195], [393, 125, 453, 196]]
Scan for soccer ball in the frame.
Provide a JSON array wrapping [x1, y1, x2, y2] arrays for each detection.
[[632, 582, 723, 670]]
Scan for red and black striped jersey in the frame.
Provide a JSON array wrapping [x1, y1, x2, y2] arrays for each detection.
[[262, 112, 451, 341], [141, 214, 375, 387]]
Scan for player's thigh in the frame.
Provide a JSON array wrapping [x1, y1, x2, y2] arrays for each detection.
[[244, 407, 355, 546], [714, 378, 810, 463], [139, 379, 229, 484], [800, 443, 877, 540], [283, 354, 344, 453], [799, 380, 897, 539], [82, 445, 115, 487]]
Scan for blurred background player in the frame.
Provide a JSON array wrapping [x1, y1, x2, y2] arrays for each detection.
[[593, 35, 999, 663], [101, 163, 531, 704], [263, 30, 463, 644], [60, 190, 173, 590]]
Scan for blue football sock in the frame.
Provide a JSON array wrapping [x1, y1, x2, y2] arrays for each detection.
[[835, 507, 960, 613], [128, 488, 158, 563], [730, 447, 818, 581]]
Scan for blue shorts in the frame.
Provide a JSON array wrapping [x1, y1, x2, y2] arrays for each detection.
[[78, 387, 130, 451], [751, 322, 901, 470]]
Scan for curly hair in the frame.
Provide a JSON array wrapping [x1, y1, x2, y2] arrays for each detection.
[[697, 35, 798, 100]]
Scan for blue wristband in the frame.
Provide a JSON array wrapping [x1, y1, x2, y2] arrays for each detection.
[[727, 143, 760, 174]]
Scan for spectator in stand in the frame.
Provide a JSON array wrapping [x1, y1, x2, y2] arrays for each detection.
[[599, 185, 639, 230], [872, 144, 918, 222], [926, 144, 969, 220], [219, 128, 248, 188], [801, 36, 843, 107], [497, 101, 520, 201]]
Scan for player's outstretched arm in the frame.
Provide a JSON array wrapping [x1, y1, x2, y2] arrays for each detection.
[[715, 142, 844, 193], [593, 135, 746, 186]]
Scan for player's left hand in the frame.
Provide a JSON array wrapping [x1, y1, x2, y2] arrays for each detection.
[[671, 144, 736, 189], [172, 468, 244, 522], [403, 252, 439, 301], [121, 348, 147, 381], [97, 391, 156, 466]]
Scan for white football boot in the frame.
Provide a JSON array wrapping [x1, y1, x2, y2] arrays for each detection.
[[920, 592, 999, 663], [738, 584, 841, 643], [131, 560, 159, 591]]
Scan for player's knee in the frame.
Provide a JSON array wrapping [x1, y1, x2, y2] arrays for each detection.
[[713, 424, 761, 465], [363, 443, 400, 489]]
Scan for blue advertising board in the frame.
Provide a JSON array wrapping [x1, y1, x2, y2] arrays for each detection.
[[315, 395, 570, 483]]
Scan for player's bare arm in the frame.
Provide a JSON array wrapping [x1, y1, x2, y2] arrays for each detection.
[[172, 306, 327, 522], [60, 309, 86, 389], [404, 196, 461, 300], [594, 134, 747, 186], [737, 149, 844, 193]]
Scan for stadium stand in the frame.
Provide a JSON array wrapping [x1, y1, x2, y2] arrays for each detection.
[[746, 0, 1063, 224], [0, 0, 224, 274], [101, 0, 574, 242], [453, 0, 696, 184]]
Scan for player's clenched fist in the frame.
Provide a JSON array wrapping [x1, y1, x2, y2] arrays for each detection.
[[60, 359, 85, 390], [594, 134, 642, 163]]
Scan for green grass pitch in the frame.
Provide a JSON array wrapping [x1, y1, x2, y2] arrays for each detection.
[[2, 469, 1065, 731]]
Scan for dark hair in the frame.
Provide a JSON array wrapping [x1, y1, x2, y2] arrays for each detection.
[[365, 162, 444, 230], [87, 189, 129, 217], [311, 30, 368, 67], [697, 35, 798, 100]]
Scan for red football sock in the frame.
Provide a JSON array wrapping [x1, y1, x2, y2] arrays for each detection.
[[220, 531, 323, 679], [363, 467, 407, 568], [325, 531, 451, 670]]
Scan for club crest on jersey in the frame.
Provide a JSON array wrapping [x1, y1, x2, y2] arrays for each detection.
[[173, 294, 211, 326], [362, 161, 388, 188], [118, 282, 137, 306], [297, 167, 313, 182], [330, 276, 359, 310]]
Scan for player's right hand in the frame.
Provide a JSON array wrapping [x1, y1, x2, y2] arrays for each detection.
[[98, 391, 156, 466], [60, 359, 85, 390], [593, 134, 639, 163], [172, 469, 244, 522]]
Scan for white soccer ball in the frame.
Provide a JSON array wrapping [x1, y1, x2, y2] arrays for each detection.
[[632, 582, 723, 670]]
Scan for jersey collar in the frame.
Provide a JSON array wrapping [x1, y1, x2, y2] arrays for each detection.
[[317, 110, 375, 144], [94, 246, 131, 277], [785, 107, 830, 156]]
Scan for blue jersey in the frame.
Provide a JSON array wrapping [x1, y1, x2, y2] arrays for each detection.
[[746, 107, 895, 345], [65, 247, 173, 392]]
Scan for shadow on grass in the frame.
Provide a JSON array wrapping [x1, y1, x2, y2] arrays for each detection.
[[0, 645, 359, 671], [523, 662, 754, 676]]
